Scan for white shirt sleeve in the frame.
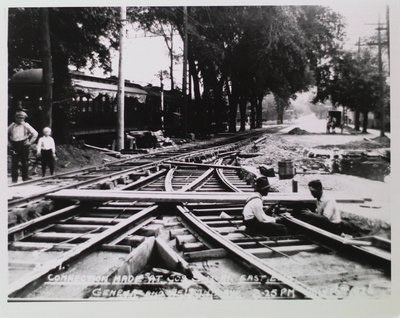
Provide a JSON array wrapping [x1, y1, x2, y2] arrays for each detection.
[[252, 198, 276, 223], [25, 123, 38, 142], [37, 137, 43, 155]]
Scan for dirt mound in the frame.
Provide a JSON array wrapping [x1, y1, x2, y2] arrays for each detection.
[[55, 144, 117, 171], [287, 127, 309, 135], [316, 136, 390, 150]]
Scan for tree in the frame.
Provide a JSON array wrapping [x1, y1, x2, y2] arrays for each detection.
[[8, 7, 120, 131], [318, 48, 388, 133]]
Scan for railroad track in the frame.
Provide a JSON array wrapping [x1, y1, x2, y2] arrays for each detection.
[[8, 130, 265, 225], [7, 144, 391, 300], [8, 152, 310, 300]]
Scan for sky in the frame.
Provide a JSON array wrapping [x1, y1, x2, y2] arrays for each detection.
[[88, 2, 391, 90]]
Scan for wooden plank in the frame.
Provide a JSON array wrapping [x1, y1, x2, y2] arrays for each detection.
[[63, 217, 122, 225], [108, 217, 156, 245], [8, 205, 80, 238], [100, 244, 132, 253], [8, 205, 158, 297], [169, 228, 190, 239], [29, 232, 97, 243], [137, 224, 162, 237], [213, 227, 245, 234], [50, 224, 112, 233], [182, 242, 206, 252], [175, 234, 197, 249], [47, 190, 317, 204], [184, 248, 229, 262], [204, 220, 243, 227], [119, 235, 146, 247], [9, 242, 75, 251], [164, 161, 242, 171], [246, 244, 320, 257]]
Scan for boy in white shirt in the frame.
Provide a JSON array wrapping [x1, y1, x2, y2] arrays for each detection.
[[37, 127, 56, 177]]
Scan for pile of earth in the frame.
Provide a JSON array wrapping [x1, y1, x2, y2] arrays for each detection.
[[241, 135, 304, 166], [287, 127, 310, 135], [316, 135, 390, 150], [55, 144, 118, 171]]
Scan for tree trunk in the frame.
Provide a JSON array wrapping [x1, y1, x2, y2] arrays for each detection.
[[239, 96, 247, 132], [276, 98, 284, 124], [250, 97, 256, 129], [354, 110, 360, 131], [188, 46, 201, 134], [362, 111, 369, 133], [256, 96, 263, 128], [40, 8, 53, 128], [227, 80, 237, 133]]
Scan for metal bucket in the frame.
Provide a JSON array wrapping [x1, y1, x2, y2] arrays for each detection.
[[278, 160, 295, 180]]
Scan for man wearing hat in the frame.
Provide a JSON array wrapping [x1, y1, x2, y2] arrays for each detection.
[[242, 176, 288, 236], [8, 111, 38, 182]]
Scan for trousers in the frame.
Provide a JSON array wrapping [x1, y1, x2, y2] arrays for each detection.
[[244, 218, 288, 236], [41, 149, 55, 177], [293, 210, 342, 234], [11, 141, 30, 182]]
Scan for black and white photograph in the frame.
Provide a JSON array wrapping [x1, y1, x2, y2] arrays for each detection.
[[2, 0, 399, 316]]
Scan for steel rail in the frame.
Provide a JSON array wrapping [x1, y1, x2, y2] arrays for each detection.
[[8, 132, 263, 209], [9, 160, 232, 298], [8, 205, 158, 297], [176, 205, 321, 299], [216, 165, 391, 274]]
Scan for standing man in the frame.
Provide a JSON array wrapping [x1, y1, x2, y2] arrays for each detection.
[[8, 111, 38, 183], [294, 179, 342, 234], [243, 177, 288, 236]]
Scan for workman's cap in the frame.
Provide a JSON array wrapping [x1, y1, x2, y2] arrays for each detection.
[[15, 111, 28, 118], [255, 177, 270, 191]]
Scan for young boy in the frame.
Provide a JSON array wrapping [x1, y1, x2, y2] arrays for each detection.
[[37, 127, 56, 177]]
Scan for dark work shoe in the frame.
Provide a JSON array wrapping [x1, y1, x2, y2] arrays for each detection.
[[23, 177, 33, 181]]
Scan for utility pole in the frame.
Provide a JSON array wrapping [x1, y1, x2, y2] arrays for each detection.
[[377, 19, 385, 137], [362, 17, 389, 137], [40, 8, 53, 128], [117, 6, 127, 151], [182, 6, 188, 134], [386, 6, 390, 74], [160, 72, 165, 131]]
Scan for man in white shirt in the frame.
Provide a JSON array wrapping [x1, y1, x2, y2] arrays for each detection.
[[243, 177, 288, 236], [294, 179, 342, 234], [8, 111, 38, 182]]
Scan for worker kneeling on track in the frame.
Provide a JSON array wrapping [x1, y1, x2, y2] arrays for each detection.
[[243, 177, 288, 236], [294, 179, 344, 234]]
